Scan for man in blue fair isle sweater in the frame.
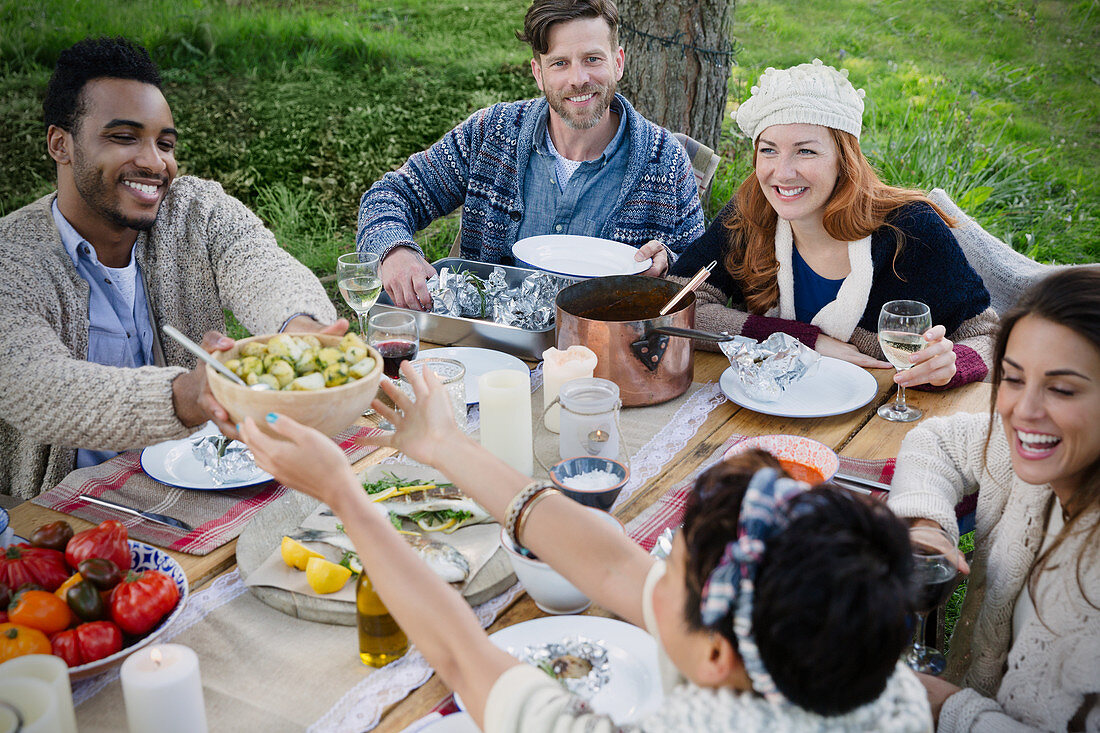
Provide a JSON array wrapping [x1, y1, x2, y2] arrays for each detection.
[[356, 0, 705, 309]]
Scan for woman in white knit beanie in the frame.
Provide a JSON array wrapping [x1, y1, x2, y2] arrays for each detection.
[[888, 266, 1100, 731], [668, 60, 998, 391]]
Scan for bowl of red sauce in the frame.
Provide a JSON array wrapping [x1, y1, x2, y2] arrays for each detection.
[[722, 435, 838, 485]]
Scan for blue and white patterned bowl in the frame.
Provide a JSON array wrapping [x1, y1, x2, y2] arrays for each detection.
[[0, 508, 12, 548], [68, 541, 189, 680]]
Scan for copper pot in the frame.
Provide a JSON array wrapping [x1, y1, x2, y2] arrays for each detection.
[[556, 276, 698, 406]]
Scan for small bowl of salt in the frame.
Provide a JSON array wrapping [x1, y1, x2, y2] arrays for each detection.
[[549, 456, 629, 511]]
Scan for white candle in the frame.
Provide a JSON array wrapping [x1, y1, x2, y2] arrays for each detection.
[[479, 369, 534, 475], [542, 345, 597, 432], [0, 678, 61, 733], [0, 655, 75, 733], [121, 644, 208, 733]]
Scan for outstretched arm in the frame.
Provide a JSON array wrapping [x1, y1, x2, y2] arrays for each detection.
[[362, 367, 656, 627], [240, 414, 518, 726]]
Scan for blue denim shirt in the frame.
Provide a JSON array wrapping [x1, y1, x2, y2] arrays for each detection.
[[52, 201, 155, 468], [515, 97, 630, 245]]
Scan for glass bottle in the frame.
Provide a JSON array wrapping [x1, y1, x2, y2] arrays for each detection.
[[356, 572, 408, 667]]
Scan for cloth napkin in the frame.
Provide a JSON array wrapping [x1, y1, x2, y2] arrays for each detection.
[[32, 425, 384, 555]]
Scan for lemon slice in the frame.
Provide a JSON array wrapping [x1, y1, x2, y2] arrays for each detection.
[[305, 557, 353, 594], [369, 487, 401, 502], [281, 536, 325, 570]]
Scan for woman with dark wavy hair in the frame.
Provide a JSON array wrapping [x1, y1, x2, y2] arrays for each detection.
[[888, 266, 1100, 730], [669, 60, 998, 390]]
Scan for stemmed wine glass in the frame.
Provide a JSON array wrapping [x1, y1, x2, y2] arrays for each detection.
[[877, 300, 932, 422], [337, 252, 382, 337], [905, 525, 962, 676], [368, 312, 419, 429]]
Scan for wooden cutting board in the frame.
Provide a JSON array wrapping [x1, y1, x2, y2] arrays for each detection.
[[236, 468, 516, 626]]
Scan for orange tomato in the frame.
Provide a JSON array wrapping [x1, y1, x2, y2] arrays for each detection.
[[54, 573, 84, 600], [0, 623, 51, 662], [9, 590, 73, 634]]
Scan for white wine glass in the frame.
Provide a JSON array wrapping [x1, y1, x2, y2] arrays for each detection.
[[877, 300, 932, 422], [905, 525, 962, 676], [337, 252, 382, 337]]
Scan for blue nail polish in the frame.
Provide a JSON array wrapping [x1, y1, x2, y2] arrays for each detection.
[[266, 413, 277, 423], [236, 423, 241, 431]]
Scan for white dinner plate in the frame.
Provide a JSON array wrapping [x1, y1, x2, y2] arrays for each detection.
[[140, 422, 273, 490], [512, 235, 651, 278], [421, 346, 529, 404], [719, 356, 880, 418], [455, 615, 663, 724]]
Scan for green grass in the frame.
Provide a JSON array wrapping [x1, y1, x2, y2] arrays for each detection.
[[1, 0, 1096, 273]]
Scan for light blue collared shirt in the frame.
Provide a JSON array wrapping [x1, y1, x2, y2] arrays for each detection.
[[515, 97, 630, 245], [52, 201, 155, 468]]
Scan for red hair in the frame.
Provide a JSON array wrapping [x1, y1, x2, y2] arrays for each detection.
[[726, 129, 955, 313]]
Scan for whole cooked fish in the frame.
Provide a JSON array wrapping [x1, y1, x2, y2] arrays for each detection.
[[377, 485, 492, 527], [287, 528, 470, 584]]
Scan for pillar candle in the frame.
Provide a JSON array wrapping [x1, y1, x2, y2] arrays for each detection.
[[120, 644, 208, 733], [541, 345, 597, 432], [0, 655, 75, 733], [0, 678, 60, 733], [478, 369, 534, 475]]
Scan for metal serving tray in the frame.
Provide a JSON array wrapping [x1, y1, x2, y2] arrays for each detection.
[[370, 258, 568, 360]]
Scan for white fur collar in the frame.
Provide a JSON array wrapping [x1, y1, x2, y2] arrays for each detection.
[[771, 218, 873, 342]]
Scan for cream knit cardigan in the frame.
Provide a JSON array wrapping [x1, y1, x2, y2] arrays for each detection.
[[889, 412, 1100, 732], [0, 177, 336, 498]]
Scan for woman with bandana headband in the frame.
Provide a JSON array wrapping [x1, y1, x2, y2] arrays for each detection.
[[239, 365, 932, 731]]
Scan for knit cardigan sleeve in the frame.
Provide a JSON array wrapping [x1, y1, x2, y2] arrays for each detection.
[[355, 106, 490, 262], [887, 411, 1001, 545]]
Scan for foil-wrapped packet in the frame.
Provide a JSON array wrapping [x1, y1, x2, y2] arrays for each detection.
[[190, 435, 264, 485], [514, 636, 611, 699], [718, 332, 820, 402], [427, 267, 566, 330]]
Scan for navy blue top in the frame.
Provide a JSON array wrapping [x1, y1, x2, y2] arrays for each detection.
[[791, 245, 844, 322], [669, 199, 990, 337]]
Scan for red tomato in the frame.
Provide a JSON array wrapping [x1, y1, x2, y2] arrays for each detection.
[[66, 520, 130, 572], [109, 570, 179, 635], [0, 545, 71, 592], [50, 621, 123, 667]]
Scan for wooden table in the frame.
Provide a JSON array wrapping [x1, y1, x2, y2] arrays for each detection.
[[8, 349, 990, 730]]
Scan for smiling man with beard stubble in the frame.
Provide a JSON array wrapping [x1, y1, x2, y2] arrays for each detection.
[[356, 0, 704, 310]]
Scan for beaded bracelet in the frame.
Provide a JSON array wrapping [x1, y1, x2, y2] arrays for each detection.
[[504, 480, 553, 547], [514, 487, 563, 552]]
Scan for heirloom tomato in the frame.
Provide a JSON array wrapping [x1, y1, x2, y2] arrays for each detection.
[[9, 590, 74, 634], [66, 520, 130, 572], [50, 621, 123, 667], [109, 570, 179, 635], [77, 558, 123, 592], [29, 521, 74, 553], [66, 581, 107, 623], [0, 545, 70, 592], [0, 623, 51, 662]]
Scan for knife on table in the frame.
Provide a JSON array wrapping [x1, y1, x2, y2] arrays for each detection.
[[79, 495, 194, 532]]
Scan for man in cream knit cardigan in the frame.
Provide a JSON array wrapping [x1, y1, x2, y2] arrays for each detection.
[[0, 37, 343, 498]]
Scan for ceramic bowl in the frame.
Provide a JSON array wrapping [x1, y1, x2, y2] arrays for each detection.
[[722, 434, 839, 484], [207, 333, 382, 437], [549, 456, 629, 511], [0, 508, 12, 548], [500, 508, 624, 614], [69, 541, 189, 680]]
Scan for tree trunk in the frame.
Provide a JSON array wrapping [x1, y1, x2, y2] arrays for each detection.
[[618, 0, 735, 151]]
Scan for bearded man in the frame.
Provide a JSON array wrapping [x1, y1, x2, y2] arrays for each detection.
[[357, 0, 704, 309], [0, 37, 345, 498]]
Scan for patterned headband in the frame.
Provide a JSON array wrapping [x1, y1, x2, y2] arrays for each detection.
[[699, 468, 808, 703]]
